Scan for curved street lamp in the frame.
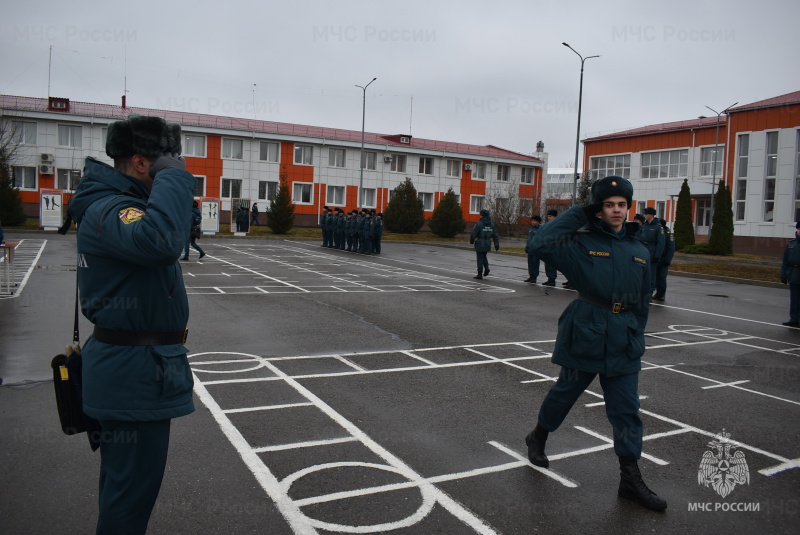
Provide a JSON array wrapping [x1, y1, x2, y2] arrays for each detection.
[[704, 102, 738, 234], [356, 77, 377, 209], [563, 42, 600, 205]]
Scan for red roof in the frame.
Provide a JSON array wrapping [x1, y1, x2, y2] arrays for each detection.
[[583, 116, 721, 142], [729, 90, 800, 112], [0, 94, 541, 163]]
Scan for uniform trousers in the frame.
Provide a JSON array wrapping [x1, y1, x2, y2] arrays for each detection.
[[361, 234, 373, 254], [790, 283, 800, 322], [544, 262, 557, 280], [372, 236, 381, 254], [537, 367, 643, 458], [655, 262, 670, 295], [183, 237, 204, 259], [527, 254, 540, 279], [96, 419, 171, 535], [649, 262, 658, 291], [475, 251, 489, 272]]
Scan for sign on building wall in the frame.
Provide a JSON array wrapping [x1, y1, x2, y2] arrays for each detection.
[[200, 197, 220, 233], [39, 189, 63, 229]]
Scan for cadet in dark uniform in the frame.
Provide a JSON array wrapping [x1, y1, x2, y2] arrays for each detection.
[[653, 219, 675, 301], [336, 208, 347, 250], [181, 200, 205, 261], [373, 212, 384, 254], [68, 115, 195, 533], [526, 175, 667, 511], [636, 207, 664, 293], [469, 209, 500, 279], [354, 209, 364, 252], [780, 223, 800, 327], [542, 209, 559, 286], [345, 210, 356, 252], [250, 202, 260, 226], [524, 215, 543, 283], [361, 210, 375, 255], [320, 206, 331, 247]]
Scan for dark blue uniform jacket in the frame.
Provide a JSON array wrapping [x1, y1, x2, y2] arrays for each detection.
[[470, 216, 500, 252], [531, 205, 651, 376], [781, 237, 800, 284], [69, 157, 195, 421]]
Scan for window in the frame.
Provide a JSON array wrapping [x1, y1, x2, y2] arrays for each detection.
[[590, 154, 631, 180], [193, 176, 205, 197], [329, 148, 346, 168], [735, 134, 749, 221], [496, 165, 510, 182], [258, 180, 278, 201], [11, 121, 37, 144], [796, 131, 800, 222], [470, 195, 485, 214], [259, 141, 279, 162], [361, 151, 377, 170], [361, 188, 376, 208], [446, 160, 461, 178], [58, 125, 82, 148], [521, 168, 534, 184], [293, 183, 313, 204], [327, 185, 345, 205], [222, 138, 243, 159], [519, 198, 533, 218], [637, 201, 646, 214], [221, 178, 242, 198], [294, 145, 313, 165], [700, 146, 724, 177], [57, 169, 81, 191], [472, 162, 486, 180], [641, 150, 688, 179], [390, 154, 406, 172], [764, 131, 779, 222], [184, 135, 206, 157], [13, 166, 36, 189], [656, 201, 665, 220], [418, 192, 434, 211], [418, 157, 434, 175]]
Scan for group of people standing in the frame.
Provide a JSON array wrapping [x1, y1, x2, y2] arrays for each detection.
[[320, 206, 384, 255]]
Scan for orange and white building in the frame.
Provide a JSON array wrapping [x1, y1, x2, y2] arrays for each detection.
[[582, 90, 800, 256], [1, 94, 544, 228]]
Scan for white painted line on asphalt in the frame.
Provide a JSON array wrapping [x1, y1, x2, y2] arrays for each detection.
[[253, 437, 359, 453], [758, 457, 800, 476], [223, 402, 314, 414], [574, 426, 669, 465], [401, 350, 437, 366], [702, 380, 751, 389], [489, 441, 578, 488]]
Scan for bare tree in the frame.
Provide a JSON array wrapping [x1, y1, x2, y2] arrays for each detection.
[[0, 118, 28, 225], [484, 180, 544, 236]]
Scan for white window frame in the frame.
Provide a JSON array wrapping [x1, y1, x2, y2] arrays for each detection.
[[57, 169, 82, 192], [361, 188, 376, 208], [11, 121, 37, 145], [418, 157, 434, 175], [361, 151, 377, 170], [259, 141, 279, 162], [293, 182, 314, 204], [641, 149, 688, 179], [221, 178, 242, 199], [328, 148, 346, 168], [258, 180, 278, 201], [327, 185, 346, 205], [294, 145, 313, 165], [795, 130, 800, 222], [469, 195, 485, 214], [390, 154, 406, 173], [656, 201, 665, 220], [222, 138, 243, 160], [472, 162, 486, 180], [764, 131, 779, 222], [418, 192, 434, 211], [184, 135, 206, 157], [496, 165, 510, 182], [446, 159, 461, 178], [735, 134, 749, 221], [521, 167, 534, 184], [192, 175, 206, 197], [700, 146, 724, 177], [12, 166, 37, 190], [57, 124, 82, 148], [589, 154, 631, 181]]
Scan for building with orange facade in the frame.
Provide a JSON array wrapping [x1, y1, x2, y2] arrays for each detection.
[[1, 94, 544, 229], [581, 90, 800, 256]]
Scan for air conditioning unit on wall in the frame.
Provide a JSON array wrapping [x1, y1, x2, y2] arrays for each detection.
[[39, 164, 54, 174], [41, 153, 55, 163], [383, 154, 393, 163], [464, 164, 472, 171]]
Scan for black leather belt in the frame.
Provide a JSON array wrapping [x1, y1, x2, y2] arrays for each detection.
[[577, 293, 630, 314], [93, 326, 188, 345]]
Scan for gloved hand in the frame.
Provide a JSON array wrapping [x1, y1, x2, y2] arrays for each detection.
[[148, 153, 186, 178], [581, 202, 603, 221], [782, 277, 788, 284], [495, 246, 499, 251]]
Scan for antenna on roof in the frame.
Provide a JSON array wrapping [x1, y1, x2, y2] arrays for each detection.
[[122, 42, 129, 109], [47, 46, 52, 98], [409, 95, 413, 136], [252, 84, 257, 120]]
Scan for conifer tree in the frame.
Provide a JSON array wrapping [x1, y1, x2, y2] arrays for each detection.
[[707, 179, 734, 255], [384, 177, 424, 233], [428, 187, 466, 238], [674, 179, 695, 250], [0, 120, 27, 226], [267, 167, 295, 234], [576, 174, 593, 206]]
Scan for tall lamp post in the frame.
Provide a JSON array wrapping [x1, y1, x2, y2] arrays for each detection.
[[704, 101, 738, 234], [356, 77, 377, 209], [563, 42, 599, 206]]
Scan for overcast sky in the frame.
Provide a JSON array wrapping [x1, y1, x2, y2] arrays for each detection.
[[2, 0, 799, 168]]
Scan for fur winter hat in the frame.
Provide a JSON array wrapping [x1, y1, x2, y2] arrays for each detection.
[[591, 175, 633, 206], [547, 209, 558, 217], [105, 115, 182, 159], [643, 206, 657, 215]]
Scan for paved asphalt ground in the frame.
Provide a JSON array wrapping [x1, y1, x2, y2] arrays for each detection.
[[1, 231, 798, 535]]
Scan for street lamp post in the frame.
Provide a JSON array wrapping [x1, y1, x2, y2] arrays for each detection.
[[356, 77, 377, 210], [563, 42, 599, 206], [704, 101, 738, 234]]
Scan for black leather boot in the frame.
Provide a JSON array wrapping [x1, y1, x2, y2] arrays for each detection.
[[474, 272, 483, 279], [618, 457, 667, 511], [483, 267, 490, 276], [525, 425, 549, 467]]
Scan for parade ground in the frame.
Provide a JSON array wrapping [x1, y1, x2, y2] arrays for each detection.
[[1, 233, 798, 534]]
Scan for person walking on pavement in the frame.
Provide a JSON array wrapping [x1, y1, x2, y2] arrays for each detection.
[[542, 209, 559, 286], [526, 175, 667, 512], [780, 222, 800, 327], [181, 200, 205, 261], [67, 115, 196, 533], [373, 212, 384, 254], [469, 208, 500, 279], [636, 207, 664, 293], [653, 219, 675, 301], [524, 215, 543, 283], [251, 203, 260, 226]]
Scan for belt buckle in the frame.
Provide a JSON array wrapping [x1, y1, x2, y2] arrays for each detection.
[[182, 328, 189, 344], [612, 303, 622, 314]]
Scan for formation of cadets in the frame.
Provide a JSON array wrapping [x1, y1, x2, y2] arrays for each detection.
[[320, 206, 384, 255]]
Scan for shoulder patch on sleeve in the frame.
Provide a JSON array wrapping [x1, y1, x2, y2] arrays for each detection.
[[633, 256, 647, 265], [118, 207, 145, 224]]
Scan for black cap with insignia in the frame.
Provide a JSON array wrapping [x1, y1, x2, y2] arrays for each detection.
[[591, 175, 633, 206]]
